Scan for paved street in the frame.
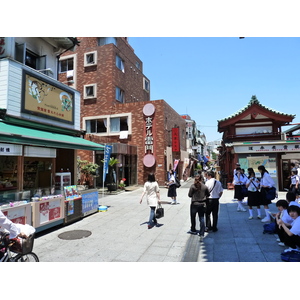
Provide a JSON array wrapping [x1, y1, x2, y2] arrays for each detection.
[[33, 179, 287, 262]]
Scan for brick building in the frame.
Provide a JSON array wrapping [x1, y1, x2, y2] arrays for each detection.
[[59, 38, 188, 187]]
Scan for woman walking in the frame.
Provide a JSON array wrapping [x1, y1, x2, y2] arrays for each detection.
[[258, 165, 276, 223], [166, 169, 177, 205], [140, 173, 161, 229], [187, 175, 210, 241]]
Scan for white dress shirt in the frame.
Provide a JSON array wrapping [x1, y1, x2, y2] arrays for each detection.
[[0, 210, 20, 239]]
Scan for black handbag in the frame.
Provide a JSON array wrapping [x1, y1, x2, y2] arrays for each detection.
[[155, 203, 164, 219], [264, 187, 276, 201], [241, 185, 248, 197]]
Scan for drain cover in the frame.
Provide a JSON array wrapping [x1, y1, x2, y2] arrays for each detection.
[[58, 230, 92, 240]]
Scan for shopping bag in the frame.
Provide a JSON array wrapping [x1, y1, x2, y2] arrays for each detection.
[[155, 204, 164, 219]]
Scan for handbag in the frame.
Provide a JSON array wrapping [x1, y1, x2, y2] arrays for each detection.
[[264, 187, 276, 201], [155, 203, 164, 219], [241, 185, 248, 197]]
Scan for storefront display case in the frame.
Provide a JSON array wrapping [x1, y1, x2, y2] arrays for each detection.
[[80, 189, 99, 217], [31, 195, 65, 233], [55, 172, 71, 194], [63, 185, 83, 225]]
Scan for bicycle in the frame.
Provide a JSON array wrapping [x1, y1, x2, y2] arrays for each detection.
[[0, 232, 39, 262]]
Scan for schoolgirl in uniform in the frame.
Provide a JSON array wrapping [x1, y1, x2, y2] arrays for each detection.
[[246, 170, 261, 219], [233, 167, 248, 212], [258, 165, 276, 223]]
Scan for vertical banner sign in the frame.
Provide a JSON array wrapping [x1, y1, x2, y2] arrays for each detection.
[[172, 127, 180, 152], [103, 145, 112, 182], [173, 159, 180, 171]]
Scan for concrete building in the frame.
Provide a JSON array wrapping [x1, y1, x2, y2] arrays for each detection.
[[0, 37, 103, 203]]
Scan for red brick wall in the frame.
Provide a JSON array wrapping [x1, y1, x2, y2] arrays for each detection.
[[78, 100, 186, 186], [59, 38, 186, 186]]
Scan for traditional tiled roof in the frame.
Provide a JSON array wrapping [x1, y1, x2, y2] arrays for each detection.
[[217, 95, 295, 123]]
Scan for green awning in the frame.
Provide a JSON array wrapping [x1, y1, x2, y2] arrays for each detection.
[[0, 122, 104, 151]]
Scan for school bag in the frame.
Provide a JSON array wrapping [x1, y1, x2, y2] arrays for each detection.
[[175, 177, 181, 188], [281, 250, 300, 262], [263, 222, 276, 234]]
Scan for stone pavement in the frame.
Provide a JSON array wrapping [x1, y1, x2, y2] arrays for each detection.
[[33, 180, 288, 262]]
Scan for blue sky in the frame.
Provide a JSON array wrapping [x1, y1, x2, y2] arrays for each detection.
[[128, 37, 300, 142]]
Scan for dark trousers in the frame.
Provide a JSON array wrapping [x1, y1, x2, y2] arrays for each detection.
[[279, 227, 300, 248], [190, 204, 206, 236], [206, 198, 220, 230]]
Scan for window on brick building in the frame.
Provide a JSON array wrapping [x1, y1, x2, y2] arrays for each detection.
[[86, 119, 107, 133], [97, 37, 117, 46], [59, 58, 74, 73], [84, 51, 97, 67], [116, 55, 125, 72], [83, 113, 131, 136], [84, 84, 97, 99], [115, 86, 125, 103], [143, 77, 150, 92]]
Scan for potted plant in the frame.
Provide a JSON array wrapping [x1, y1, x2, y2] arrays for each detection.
[[77, 160, 99, 188], [118, 178, 126, 190]]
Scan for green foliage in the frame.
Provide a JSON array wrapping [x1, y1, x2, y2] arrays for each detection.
[[77, 160, 99, 176]]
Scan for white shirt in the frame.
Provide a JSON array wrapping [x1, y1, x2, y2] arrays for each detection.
[[260, 172, 275, 188], [205, 178, 223, 199], [246, 177, 260, 192], [233, 172, 247, 185], [0, 210, 20, 239], [143, 181, 160, 207], [281, 209, 294, 224], [290, 216, 300, 236]]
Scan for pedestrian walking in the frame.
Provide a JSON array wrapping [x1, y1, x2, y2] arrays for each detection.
[[205, 171, 223, 232], [258, 165, 276, 223], [187, 175, 210, 241], [140, 173, 161, 229], [246, 170, 262, 219], [233, 167, 247, 212], [166, 169, 177, 205]]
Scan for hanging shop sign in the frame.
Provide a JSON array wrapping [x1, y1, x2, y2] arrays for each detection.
[[21, 70, 75, 124], [172, 127, 180, 152], [143, 103, 156, 167]]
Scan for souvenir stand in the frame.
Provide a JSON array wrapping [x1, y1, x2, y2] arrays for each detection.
[[0, 201, 32, 225], [80, 189, 99, 217], [64, 185, 82, 224], [31, 195, 65, 233]]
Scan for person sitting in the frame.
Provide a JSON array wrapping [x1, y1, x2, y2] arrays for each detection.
[[277, 205, 300, 252], [274, 200, 294, 246], [286, 191, 300, 207]]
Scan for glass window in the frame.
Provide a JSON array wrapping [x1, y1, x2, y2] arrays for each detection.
[[98, 37, 117, 46], [86, 119, 107, 133], [116, 55, 125, 72], [115, 87, 124, 103], [60, 58, 74, 73]]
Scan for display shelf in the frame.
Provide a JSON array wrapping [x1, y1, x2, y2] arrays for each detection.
[[31, 195, 65, 232]]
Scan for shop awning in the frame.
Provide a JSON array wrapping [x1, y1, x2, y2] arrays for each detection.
[[0, 122, 104, 151]]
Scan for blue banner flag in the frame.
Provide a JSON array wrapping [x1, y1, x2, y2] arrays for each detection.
[[103, 145, 112, 182]]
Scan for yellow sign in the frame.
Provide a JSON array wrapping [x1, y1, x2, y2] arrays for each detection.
[[23, 72, 74, 124]]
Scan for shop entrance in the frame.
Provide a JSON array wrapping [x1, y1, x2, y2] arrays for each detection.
[[281, 158, 300, 190]]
